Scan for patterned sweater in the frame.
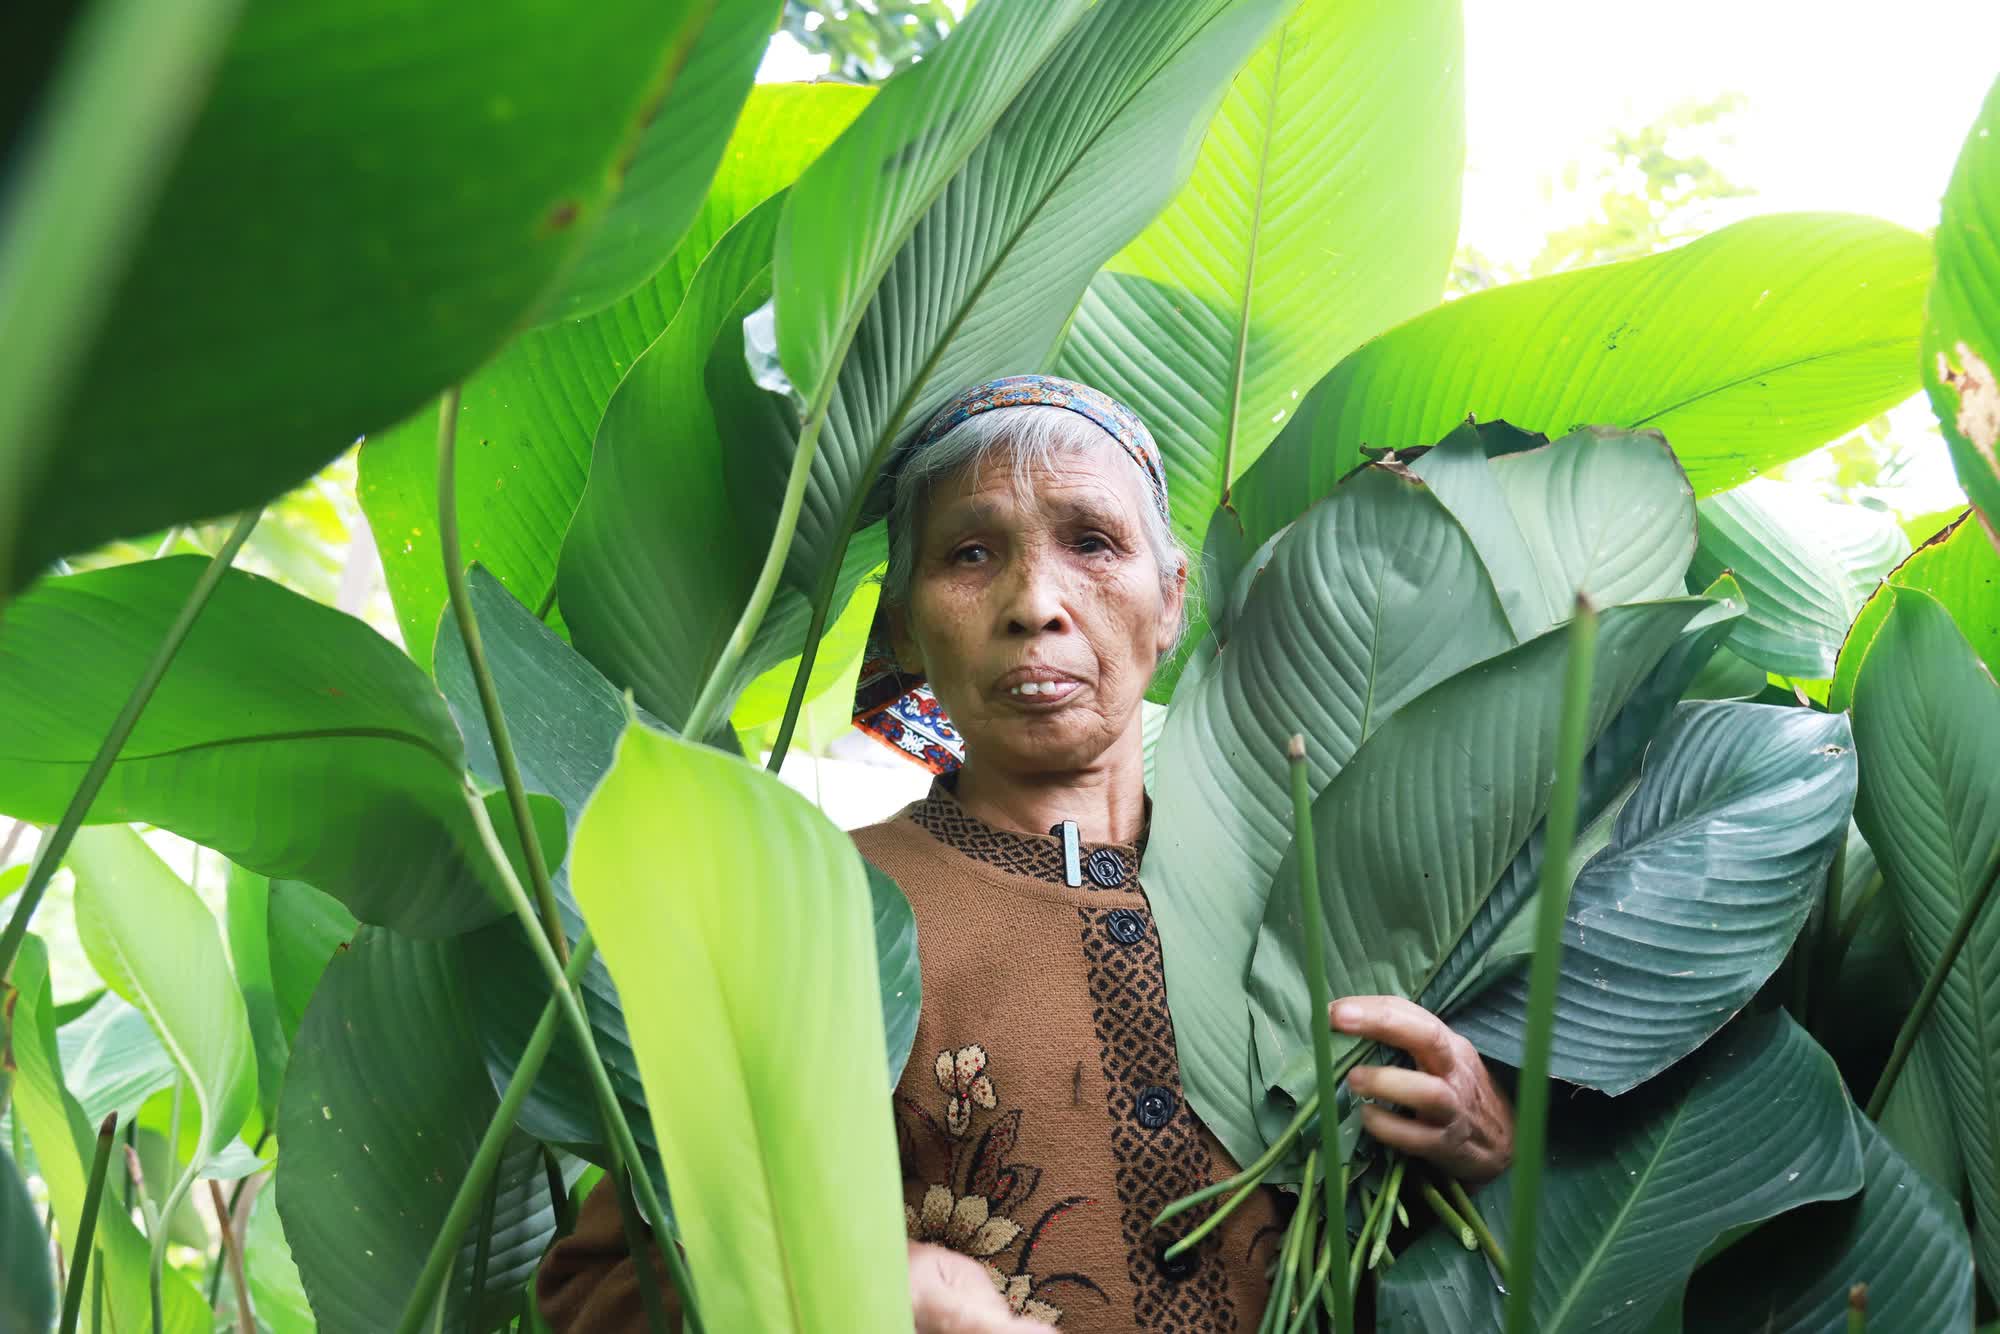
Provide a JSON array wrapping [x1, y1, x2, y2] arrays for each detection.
[[538, 781, 1285, 1331]]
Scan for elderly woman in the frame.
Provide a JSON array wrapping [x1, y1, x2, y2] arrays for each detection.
[[539, 376, 1514, 1332]]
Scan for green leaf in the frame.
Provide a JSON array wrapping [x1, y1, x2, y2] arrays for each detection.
[[1830, 508, 2000, 713], [1052, 0, 1465, 552], [56, 993, 177, 1127], [276, 928, 563, 1334], [1688, 481, 1911, 680], [361, 82, 874, 664], [1, 1145, 53, 1334], [1231, 213, 1932, 550], [267, 878, 357, 1043], [1683, 1113, 1975, 1333], [533, 2, 773, 322], [0, 559, 558, 935], [1448, 702, 1856, 1092], [1925, 75, 2000, 542], [225, 862, 289, 1127], [245, 1182, 319, 1334], [1249, 596, 1711, 1104], [1881, 1028, 1966, 1201], [569, 722, 911, 1332], [4, 936, 208, 1334], [16, 0, 716, 585], [1850, 586, 2000, 1284], [1145, 462, 1513, 1163], [1377, 1011, 1864, 1334], [69, 824, 254, 1176], [867, 860, 922, 1089]]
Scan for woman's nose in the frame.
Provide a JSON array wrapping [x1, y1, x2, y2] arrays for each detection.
[[1001, 552, 1069, 636]]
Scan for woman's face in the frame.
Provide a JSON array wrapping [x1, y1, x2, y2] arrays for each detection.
[[891, 443, 1183, 776]]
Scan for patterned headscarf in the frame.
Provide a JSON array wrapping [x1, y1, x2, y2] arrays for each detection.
[[850, 374, 1169, 773]]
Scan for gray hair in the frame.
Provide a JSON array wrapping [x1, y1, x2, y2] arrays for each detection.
[[884, 405, 1190, 649]]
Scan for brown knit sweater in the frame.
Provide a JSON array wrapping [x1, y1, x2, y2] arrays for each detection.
[[538, 782, 1285, 1331]]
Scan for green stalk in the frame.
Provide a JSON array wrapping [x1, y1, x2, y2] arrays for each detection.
[[1502, 594, 1599, 1334], [682, 409, 828, 743], [543, 1146, 575, 1239], [463, 794, 701, 1329], [1419, 1182, 1475, 1250], [1263, 1148, 1315, 1333], [1288, 735, 1351, 1334], [1446, 1177, 1507, 1278], [393, 934, 595, 1334], [1156, 1094, 1317, 1227], [611, 1172, 672, 1334], [0, 508, 259, 982], [1866, 857, 2000, 1119], [437, 387, 567, 967], [56, 1113, 116, 1334], [1847, 1283, 1867, 1333], [467, 1164, 500, 1328]]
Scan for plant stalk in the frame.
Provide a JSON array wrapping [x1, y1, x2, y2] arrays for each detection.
[[393, 934, 596, 1334], [1866, 856, 2000, 1119], [437, 386, 567, 968], [202, 1128, 270, 1307], [1446, 1176, 1507, 1277], [1502, 595, 1599, 1334], [207, 1179, 254, 1334], [467, 1163, 499, 1329], [1288, 735, 1351, 1334], [611, 1172, 673, 1334], [0, 508, 259, 983], [1420, 1182, 1476, 1250], [56, 1114, 117, 1334]]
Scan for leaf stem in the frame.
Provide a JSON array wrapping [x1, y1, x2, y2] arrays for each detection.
[[1866, 856, 2000, 1119], [206, 1179, 254, 1334], [1446, 1176, 1507, 1277], [763, 531, 846, 774], [57, 1113, 116, 1334], [437, 386, 567, 967], [467, 1162, 499, 1329], [1419, 1182, 1476, 1250], [392, 933, 596, 1334], [612, 1171, 673, 1334], [1289, 734, 1351, 1334], [1502, 594, 1599, 1334], [0, 508, 259, 983]]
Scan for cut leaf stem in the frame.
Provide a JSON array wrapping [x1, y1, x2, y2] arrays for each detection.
[[56, 1113, 116, 1334], [1502, 594, 1600, 1334]]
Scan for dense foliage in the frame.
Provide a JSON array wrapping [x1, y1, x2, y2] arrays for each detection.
[[2, 1, 1998, 1331]]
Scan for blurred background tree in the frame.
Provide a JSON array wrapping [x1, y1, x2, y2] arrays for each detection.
[[780, 0, 959, 83]]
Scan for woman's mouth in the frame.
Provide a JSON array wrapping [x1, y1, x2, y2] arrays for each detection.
[[997, 672, 1081, 704]]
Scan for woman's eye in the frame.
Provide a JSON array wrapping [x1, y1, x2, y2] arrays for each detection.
[[950, 544, 990, 565], [1074, 533, 1112, 554]]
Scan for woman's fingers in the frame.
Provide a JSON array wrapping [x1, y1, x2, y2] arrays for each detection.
[[1329, 994, 1465, 1076], [908, 1242, 1041, 1333], [1358, 1102, 1451, 1161], [1347, 1064, 1459, 1127]]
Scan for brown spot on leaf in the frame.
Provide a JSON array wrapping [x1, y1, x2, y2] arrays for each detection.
[[1938, 341, 2000, 471], [543, 200, 581, 233]]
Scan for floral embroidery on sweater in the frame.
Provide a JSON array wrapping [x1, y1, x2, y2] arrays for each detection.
[[901, 1045, 1109, 1325]]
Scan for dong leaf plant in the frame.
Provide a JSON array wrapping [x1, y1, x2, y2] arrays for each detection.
[[3, 2, 1999, 1331]]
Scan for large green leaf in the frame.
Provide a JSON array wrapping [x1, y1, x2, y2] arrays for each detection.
[[225, 862, 290, 1126], [569, 722, 911, 1332], [4, 936, 208, 1334], [0, 559, 559, 935], [534, 2, 773, 322], [361, 82, 874, 663], [1230, 213, 1931, 549], [1052, 0, 1465, 553], [1850, 587, 2000, 1283], [1145, 462, 1513, 1163], [56, 993, 178, 1127], [1, 1145, 53, 1334], [268, 878, 357, 1043], [1379, 1011, 1862, 1334], [1448, 702, 1856, 1092], [14, 0, 714, 586], [755, 0, 1292, 647], [1688, 480, 1910, 681], [1249, 596, 1711, 1103], [1683, 1112, 1975, 1332], [69, 824, 254, 1177], [1926, 75, 2000, 542], [1881, 1028, 1966, 1201], [1829, 508, 2000, 713], [276, 928, 561, 1334]]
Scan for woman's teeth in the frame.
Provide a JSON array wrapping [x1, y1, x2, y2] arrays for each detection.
[[1010, 681, 1058, 696]]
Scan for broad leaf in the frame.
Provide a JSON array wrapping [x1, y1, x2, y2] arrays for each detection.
[[1850, 587, 2000, 1283], [868, 860, 923, 1089], [1684, 1113, 1974, 1332], [5, 936, 208, 1334], [1689, 480, 1910, 681], [1925, 74, 2000, 543], [1448, 702, 1856, 1092], [1, 1146, 53, 1334], [1830, 508, 2000, 712], [268, 878, 357, 1043], [1377, 1011, 1863, 1334], [534, 2, 773, 322], [14, 0, 715, 586], [56, 994, 177, 1130], [1249, 597, 1712, 1103], [1231, 213, 1931, 549], [0, 559, 559, 935], [277, 928, 561, 1334], [1053, 0, 1465, 552], [571, 723, 912, 1332], [246, 1183, 320, 1334], [1146, 462, 1513, 1163], [361, 83, 874, 663], [225, 862, 291, 1126], [1881, 1028, 1966, 1201], [70, 825, 255, 1177]]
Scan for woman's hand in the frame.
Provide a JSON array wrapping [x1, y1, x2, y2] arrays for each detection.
[[908, 1242, 1045, 1333], [1331, 995, 1513, 1183]]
